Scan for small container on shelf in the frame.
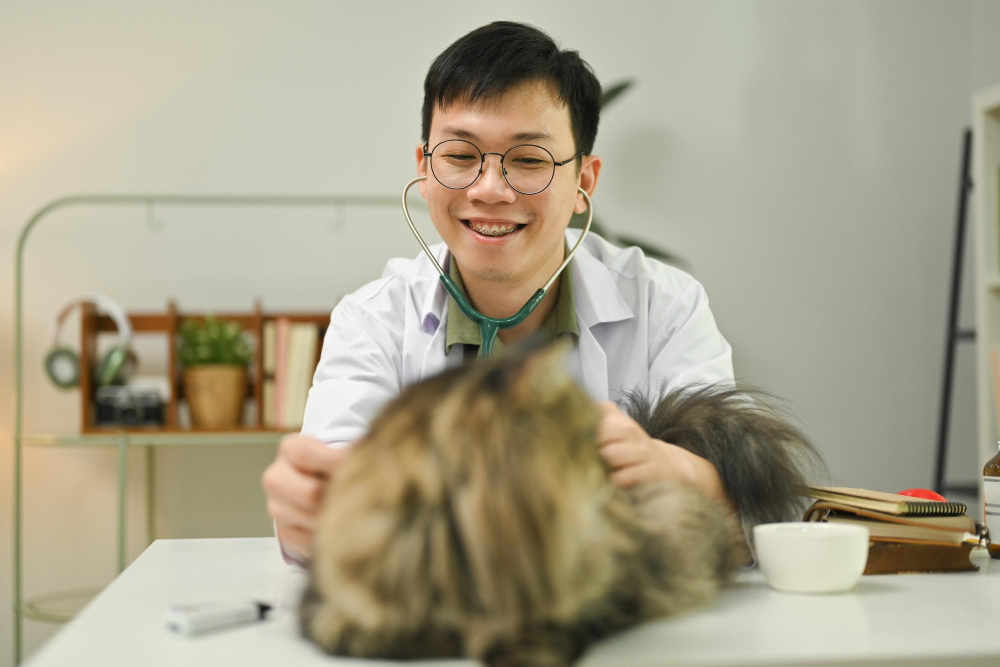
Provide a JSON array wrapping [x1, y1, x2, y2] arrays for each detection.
[[178, 315, 252, 429], [79, 299, 329, 435]]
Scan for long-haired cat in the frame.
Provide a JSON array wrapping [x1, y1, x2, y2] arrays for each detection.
[[299, 342, 824, 666]]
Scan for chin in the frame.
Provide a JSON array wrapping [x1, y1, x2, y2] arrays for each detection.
[[465, 265, 513, 284]]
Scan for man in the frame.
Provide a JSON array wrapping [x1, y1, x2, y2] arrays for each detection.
[[262, 21, 736, 565]]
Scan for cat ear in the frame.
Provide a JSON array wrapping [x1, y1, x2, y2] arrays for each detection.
[[516, 339, 576, 400]]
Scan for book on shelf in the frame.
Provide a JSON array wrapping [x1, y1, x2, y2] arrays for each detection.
[[802, 486, 981, 574], [273, 318, 291, 428], [263, 317, 319, 430], [262, 320, 277, 428], [282, 323, 318, 430]]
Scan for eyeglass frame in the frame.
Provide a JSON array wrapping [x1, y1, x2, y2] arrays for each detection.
[[422, 139, 583, 195]]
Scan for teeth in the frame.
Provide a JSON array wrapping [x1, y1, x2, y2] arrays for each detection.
[[470, 222, 518, 236]]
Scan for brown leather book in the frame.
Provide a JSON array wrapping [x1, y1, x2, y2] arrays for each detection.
[[803, 500, 979, 545], [802, 495, 982, 574], [863, 540, 978, 575]]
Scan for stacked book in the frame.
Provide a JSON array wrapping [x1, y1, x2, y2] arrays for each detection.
[[261, 318, 320, 430], [803, 487, 982, 574]]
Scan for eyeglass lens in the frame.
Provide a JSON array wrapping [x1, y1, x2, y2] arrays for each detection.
[[429, 140, 555, 194]]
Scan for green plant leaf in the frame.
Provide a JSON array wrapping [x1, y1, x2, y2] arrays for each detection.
[[601, 79, 635, 110], [570, 78, 691, 270], [614, 233, 690, 270], [178, 314, 253, 367]]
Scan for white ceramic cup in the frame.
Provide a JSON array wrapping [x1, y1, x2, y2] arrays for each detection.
[[753, 522, 869, 593]]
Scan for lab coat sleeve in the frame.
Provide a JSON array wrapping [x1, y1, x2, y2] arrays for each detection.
[[275, 296, 403, 567], [299, 297, 403, 447], [648, 280, 757, 564], [275, 518, 308, 569], [648, 280, 734, 395]]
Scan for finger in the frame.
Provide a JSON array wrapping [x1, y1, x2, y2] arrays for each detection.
[[278, 523, 315, 560], [280, 435, 349, 476], [266, 461, 328, 513], [599, 441, 647, 469], [595, 409, 644, 446], [268, 494, 320, 532], [611, 463, 655, 488]]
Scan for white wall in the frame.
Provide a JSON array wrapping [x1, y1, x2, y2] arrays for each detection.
[[2, 0, 999, 663]]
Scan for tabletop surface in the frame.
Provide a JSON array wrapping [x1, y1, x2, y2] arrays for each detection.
[[23, 537, 1000, 667]]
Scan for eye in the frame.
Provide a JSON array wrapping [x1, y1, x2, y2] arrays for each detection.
[[442, 152, 478, 163], [508, 152, 553, 169]]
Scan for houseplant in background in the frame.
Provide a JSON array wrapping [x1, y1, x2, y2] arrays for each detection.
[[179, 315, 253, 428], [570, 79, 688, 269]]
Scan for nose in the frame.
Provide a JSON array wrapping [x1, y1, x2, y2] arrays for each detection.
[[466, 153, 516, 204]]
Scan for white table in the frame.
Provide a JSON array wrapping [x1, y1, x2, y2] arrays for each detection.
[[23, 538, 1000, 667]]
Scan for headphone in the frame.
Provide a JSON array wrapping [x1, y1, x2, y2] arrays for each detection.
[[45, 294, 137, 390]]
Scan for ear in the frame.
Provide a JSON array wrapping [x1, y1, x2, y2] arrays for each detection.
[[574, 155, 602, 215], [517, 339, 576, 399], [415, 143, 429, 199]]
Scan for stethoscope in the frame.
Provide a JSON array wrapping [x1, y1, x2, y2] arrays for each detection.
[[401, 176, 593, 358]]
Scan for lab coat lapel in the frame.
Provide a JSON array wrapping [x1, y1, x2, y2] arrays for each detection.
[[567, 230, 634, 401], [420, 321, 449, 380], [416, 244, 453, 381], [576, 325, 609, 400]]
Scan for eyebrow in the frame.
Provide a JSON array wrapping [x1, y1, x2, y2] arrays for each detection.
[[440, 126, 555, 144]]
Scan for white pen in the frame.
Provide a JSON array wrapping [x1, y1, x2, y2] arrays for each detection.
[[166, 600, 273, 635]]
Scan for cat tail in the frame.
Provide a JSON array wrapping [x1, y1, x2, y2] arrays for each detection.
[[620, 382, 827, 531]]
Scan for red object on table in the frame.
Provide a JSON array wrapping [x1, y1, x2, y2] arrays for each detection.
[[897, 488, 948, 502]]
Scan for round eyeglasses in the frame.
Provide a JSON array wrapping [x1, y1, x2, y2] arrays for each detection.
[[423, 139, 582, 195]]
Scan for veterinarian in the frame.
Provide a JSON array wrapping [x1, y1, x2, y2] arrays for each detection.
[[263, 21, 738, 566]]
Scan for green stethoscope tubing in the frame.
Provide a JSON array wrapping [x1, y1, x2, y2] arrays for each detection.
[[401, 176, 594, 358]]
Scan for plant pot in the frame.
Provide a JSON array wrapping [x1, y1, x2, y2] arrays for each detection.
[[183, 365, 248, 429]]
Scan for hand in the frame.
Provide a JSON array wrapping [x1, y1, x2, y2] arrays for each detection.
[[262, 435, 349, 560], [596, 402, 734, 510], [596, 401, 699, 488]]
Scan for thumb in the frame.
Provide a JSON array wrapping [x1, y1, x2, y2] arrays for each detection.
[[282, 434, 351, 476]]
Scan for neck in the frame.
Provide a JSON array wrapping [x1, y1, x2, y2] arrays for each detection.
[[458, 245, 566, 347]]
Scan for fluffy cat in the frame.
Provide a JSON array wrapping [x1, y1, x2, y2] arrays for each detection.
[[299, 342, 824, 666]]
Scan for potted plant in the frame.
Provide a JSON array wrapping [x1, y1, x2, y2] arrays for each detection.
[[568, 79, 689, 270], [179, 315, 253, 428]]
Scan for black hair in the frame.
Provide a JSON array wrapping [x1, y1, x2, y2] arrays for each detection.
[[421, 21, 602, 157]]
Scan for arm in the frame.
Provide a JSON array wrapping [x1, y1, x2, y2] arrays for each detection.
[[639, 280, 817, 559], [598, 277, 752, 548], [648, 279, 734, 396], [597, 403, 739, 516], [265, 297, 403, 565]]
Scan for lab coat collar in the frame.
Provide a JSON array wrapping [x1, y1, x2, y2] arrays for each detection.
[[566, 230, 635, 329], [418, 243, 452, 334], [417, 230, 635, 335], [564, 230, 633, 402]]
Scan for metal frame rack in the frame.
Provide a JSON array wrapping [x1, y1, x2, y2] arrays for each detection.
[[12, 193, 400, 664]]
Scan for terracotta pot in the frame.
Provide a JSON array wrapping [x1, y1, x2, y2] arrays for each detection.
[[183, 365, 248, 428]]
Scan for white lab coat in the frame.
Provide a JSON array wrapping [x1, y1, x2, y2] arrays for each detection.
[[300, 229, 734, 447]]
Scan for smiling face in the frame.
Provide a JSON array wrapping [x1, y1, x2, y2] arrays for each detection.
[[416, 79, 600, 287]]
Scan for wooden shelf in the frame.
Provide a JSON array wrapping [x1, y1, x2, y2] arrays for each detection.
[[23, 431, 284, 448], [80, 299, 329, 434], [80, 425, 289, 434]]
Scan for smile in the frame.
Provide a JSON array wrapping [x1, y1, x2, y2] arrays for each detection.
[[462, 219, 525, 237]]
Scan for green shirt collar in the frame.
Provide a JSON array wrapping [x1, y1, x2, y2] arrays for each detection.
[[445, 250, 579, 356]]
